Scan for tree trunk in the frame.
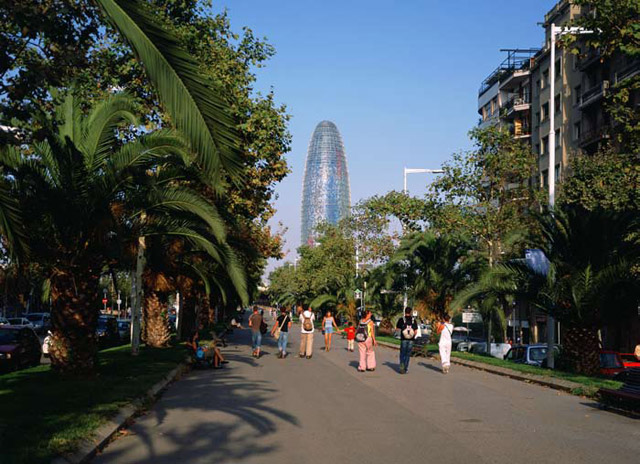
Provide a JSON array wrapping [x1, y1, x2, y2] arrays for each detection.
[[561, 325, 601, 375], [486, 310, 492, 356], [49, 270, 100, 374], [143, 291, 171, 348]]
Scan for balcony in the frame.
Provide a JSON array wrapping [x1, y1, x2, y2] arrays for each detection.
[[579, 81, 608, 109], [614, 60, 640, 84], [508, 119, 531, 139], [499, 68, 531, 91], [503, 94, 531, 119], [578, 48, 602, 71], [579, 126, 610, 148]]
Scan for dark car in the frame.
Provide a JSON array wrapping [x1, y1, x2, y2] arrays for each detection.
[[24, 312, 51, 334], [97, 316, 120, 348], [117, 319, 131, 342], [0, 326, 41, 371]]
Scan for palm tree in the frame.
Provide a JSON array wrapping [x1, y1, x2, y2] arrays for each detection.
[[453, 206, 639, 375], [391, 232, 478, 320], [0, 93, 245, 372]]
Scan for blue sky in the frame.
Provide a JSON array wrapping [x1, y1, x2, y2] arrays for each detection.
[[212, 0, 558, 269]]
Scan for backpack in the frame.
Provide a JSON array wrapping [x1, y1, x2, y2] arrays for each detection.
[[401, 317, 415, 339], [355, 321, 369, 342], [302, 312, 313, 331], [260, 320, 268, 335]]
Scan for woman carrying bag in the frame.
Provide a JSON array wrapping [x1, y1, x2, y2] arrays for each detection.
[[271, 308, 292, 359]]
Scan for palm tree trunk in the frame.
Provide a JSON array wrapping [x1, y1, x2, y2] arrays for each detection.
[[143, 291, 171, 347], [49, 270, 99, 374], [562, 325, 600, 375]]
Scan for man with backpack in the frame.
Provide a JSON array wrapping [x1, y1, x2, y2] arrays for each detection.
[[299, 304, 315, 359], [396, 307, 418, 374], [248, 306, 263, 358]]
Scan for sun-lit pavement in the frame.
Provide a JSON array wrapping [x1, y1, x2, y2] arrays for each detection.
[[94, 316, 640, 464]]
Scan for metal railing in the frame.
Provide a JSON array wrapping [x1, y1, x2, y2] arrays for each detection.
[[580, 81, 608, 108]]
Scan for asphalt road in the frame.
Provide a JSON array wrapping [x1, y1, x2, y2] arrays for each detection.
[[94, 317, 640, 464]]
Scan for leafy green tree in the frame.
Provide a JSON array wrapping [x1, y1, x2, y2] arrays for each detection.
[[559, 150, 640, 212], [453, 205, 639, 375]]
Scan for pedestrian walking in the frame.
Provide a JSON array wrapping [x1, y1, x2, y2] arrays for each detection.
[[635, 342, 640, 361], [438, 314, 454, 374], [321, 310, 341, 351], [396, 307, 418, 374], [355, 309, 377, 372], [248, 306, 263, 358], [344, 321, 356, 352], [299, 305, 315, 359], [271, 307, 292, 358]]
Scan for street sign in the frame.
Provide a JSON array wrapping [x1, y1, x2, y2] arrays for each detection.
[[462, 312, 483, 324], [354, 290, 362, 299], [102, 298, 108, 305]]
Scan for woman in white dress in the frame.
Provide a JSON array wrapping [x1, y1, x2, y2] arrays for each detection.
[[438, 314, 454, 374]]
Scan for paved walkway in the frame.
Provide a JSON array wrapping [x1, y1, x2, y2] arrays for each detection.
[[94, 317, 640, 464]]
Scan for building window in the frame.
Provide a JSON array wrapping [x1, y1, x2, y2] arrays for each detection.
[[542, 69, 549, 88], [542, 136, 549, 156], [535, 80, 541, 96], [555, 58, 562, 79], [542, 102, 549, 122], [535, 143, 540, 155], [573, 122, 581, 141], [536, 111, 541, 125], [555, 164, 561, 182], [574, 85, 581, 106], [555, 130, 562, 148], [541, 169, 549, 188], [555, 94, 561, 114]]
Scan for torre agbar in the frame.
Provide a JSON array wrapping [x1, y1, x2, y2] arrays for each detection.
[[301, 121, 351, 245]]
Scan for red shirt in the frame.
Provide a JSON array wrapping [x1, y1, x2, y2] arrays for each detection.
[[344, 326, 356, 340]]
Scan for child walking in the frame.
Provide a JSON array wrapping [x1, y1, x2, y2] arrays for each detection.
[[344, 321, 356, 352]]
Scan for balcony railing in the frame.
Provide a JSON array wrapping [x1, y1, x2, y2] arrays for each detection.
[[615, 60, 640, 84], [579, 126, 610, 147], [579, 81, 608, 109], [503, 95, 531, 118], [578, 48, 602, 70]]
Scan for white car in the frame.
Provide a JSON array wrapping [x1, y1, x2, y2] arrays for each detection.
[[0, 317, 9, 325], [469, 342, 512, 359]]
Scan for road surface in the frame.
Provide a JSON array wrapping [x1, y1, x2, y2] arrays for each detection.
[[94, 317, 639, 464]]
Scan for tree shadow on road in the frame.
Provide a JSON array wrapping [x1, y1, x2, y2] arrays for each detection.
[[94, 331, 300, 464]]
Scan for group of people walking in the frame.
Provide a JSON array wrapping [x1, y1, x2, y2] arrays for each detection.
[[247, 305, 454, 374]]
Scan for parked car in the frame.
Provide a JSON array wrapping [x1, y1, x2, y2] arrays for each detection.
[[600, 350, 625, 377], [117, 319, 131, 342], [97, 315, 120, 347], [451, 327, 471, 349], [469, 342, 512, 359], [0, 326, 42, 371], [24, 312, 51, 334], [619, 353, 640, 370], [7, 317, 33, 327], [503, 344, 560, 367], [0, 317, 9, 325]]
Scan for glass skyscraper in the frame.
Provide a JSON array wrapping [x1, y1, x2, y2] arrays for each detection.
[[301, 121, 351, 245]]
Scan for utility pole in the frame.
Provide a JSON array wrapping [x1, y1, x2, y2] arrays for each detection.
[[402, 167, 444, 309], [546, 23, 594, 369]]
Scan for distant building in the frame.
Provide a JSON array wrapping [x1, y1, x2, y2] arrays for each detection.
[[300, 121, 351, 245]]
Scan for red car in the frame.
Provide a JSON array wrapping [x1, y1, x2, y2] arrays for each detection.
[[619, 353, 640, 369], [599, 350, 625, 377]]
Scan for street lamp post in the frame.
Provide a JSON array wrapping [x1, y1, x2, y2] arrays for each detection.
[[546, 23, 594, 369], [403, 167, 444, 195], [402, 167, 444, 309]]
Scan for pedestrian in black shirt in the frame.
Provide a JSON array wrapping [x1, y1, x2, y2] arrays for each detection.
[[396, 307, 418, 374]]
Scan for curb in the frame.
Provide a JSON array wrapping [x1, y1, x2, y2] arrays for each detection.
[[449, 357, 583, 393], [379, 341, 584, 394], [51, 359, 191, 464]]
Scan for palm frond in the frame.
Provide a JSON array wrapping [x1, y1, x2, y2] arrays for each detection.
[[95, 0, 243, 182]]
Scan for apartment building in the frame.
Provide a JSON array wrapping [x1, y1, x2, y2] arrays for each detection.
[[476, 0, 640, 348]]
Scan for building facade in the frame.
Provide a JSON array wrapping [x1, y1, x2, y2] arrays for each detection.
[[476, 0, 640, 348], [300, 121, 351, 245]]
